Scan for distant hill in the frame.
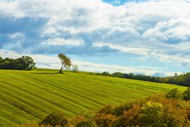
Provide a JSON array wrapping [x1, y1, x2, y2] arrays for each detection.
[[0, 69, 186, 126]]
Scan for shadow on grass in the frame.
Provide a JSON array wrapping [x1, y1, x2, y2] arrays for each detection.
[[31, 72, 60, 75]]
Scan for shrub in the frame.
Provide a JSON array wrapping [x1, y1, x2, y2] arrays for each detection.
[[183, 88, 190, 101], [165, 88, 182, 99], [138, 101, 164, 126], [95, 114, 115, 127], [112, 104, 141, 127], [98, 105, 115, 114], [40, 111, 68, 127], [69, 115, 86, 126], [76, 120, 96, 127], [113, 101, 138, 116]]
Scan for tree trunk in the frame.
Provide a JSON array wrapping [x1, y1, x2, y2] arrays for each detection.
[[59, 63, 64, 73]]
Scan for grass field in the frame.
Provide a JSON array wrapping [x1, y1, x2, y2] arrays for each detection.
[[0, 69, 187, 126]]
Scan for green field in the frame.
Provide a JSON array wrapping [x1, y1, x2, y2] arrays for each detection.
[[0, 69, 186, 126]]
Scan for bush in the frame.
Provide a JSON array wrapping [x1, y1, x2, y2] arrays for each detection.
[[98, 105, 115, 114], [112, 104, 141, 127], [76, 120, 96, 127], [183, 88, 190, 101], [40, 111, 68, 127], [165, 88, 182, 99], [113, 101, 138, 116], [95, 114, 115, 127], [138, 101, 164, 126]]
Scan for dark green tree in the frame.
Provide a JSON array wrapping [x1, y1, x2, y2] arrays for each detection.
[[76, 120, 96, 127], [15, 56, 35, 70], [40, 111, 68, 127], [183, 88, 190, 101], [165, 88, 182, 99], [0, 57, 17, 69], [0, 56, 3, 62]]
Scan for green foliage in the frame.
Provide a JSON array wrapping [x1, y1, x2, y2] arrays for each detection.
[[113, 101, 138, 116], [95, 114, 115, 127], [58, 53, 71, 73], [76, 120, 96, 127], [165, 88, 183, 99], [0, 56, 35, 70], [16, 56, 36, 70], [40, 111, 68, 127], [35, 95, 190, 127], [98, 105, 114, 114], [183, 87, 190, 101], [138, 101, 164, 126], [100, 71, 190, 87], [112, 96, 190, 127], [112, 104, 141, 127], [102, 72, 110, 76], [0, 56, 3, 62], [175, 73, 190, 86]]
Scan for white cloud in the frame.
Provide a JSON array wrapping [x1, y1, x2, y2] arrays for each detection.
[[42, 38, 84, 46], [93, 42, 151, 56], [0, 1, 25, 18], [1, 0, 190, 71], [143, 18, 190, 41], [93, 42, 190, 67]]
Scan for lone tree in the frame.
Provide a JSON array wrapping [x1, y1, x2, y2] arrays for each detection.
[[58, 53, 71, 73]]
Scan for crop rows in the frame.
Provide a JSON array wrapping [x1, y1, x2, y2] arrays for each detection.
[[0, 69, 186, 126]]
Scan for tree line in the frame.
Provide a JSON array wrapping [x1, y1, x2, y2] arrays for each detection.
[[0, 56, 36, 70], [99, 71, 190, 87]]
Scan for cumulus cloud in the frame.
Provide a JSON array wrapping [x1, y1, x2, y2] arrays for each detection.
[[143, 18, 190, 43], [42, 38, 84, 46], [1, 0, 190, 74]]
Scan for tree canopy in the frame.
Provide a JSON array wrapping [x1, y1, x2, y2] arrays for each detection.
[[0, 56, 36, 70], [58, 53, 71, 73]]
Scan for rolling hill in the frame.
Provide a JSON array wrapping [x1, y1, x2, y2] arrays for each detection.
[[0, 69, 186, 126]]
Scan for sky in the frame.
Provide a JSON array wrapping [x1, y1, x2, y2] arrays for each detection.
[[0, 0, 190, 76]]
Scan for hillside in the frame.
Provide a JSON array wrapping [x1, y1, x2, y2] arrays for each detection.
[[0, 69, 186, 126]]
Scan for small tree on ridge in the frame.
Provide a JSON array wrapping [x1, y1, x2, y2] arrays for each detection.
[[58, 53, 71, 73]]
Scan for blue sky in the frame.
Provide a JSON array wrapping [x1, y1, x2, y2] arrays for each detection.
[[0, 0, 190, 76]]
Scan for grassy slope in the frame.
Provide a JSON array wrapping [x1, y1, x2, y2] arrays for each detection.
[[0, 69, 186, 126]]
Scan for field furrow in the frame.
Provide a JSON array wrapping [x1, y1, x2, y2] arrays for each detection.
[[0, 69, 186, 126]]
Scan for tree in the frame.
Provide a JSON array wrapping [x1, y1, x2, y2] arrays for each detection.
[[58, 53, 71, 73], [0, 57, 17, 69], [76, 120, 96, 127], [15, 56, 36, 70], [138, 101, 164, 126], [165, 88, 182, 99], [72, 65, 78, 72], [40, 111, 68, 127], [0, 56, 3, 62], [0, 56, 35, 70], [183, 87, 190, 101]]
